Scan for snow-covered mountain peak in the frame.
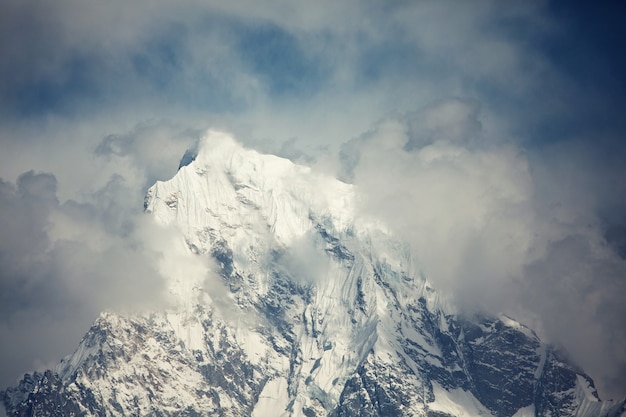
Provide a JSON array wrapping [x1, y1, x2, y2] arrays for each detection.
[[146, 130, 354, 247], [4, 130, 625, 417]]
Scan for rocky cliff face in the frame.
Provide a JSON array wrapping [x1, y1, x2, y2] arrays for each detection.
[[3, 131, 625, 417]]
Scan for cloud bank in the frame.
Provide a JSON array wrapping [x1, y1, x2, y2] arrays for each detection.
[[0, 171, 162, 386], [342, 101, 626, 397]]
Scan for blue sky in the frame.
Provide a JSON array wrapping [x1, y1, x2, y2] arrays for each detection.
[[1, 0, 625, 400]]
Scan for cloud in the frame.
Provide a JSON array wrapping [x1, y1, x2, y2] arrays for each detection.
[[0, 0, 562, 148], [0, 120, 204, 389], [522, 235, 626, 397], [347, 101, 535, 303], [0, 171, 172, 386], [343, 99, 626, 398], [93, 121, 204, 191], [272, 231, 331, 285]]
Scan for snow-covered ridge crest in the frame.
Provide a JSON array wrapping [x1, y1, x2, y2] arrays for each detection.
[[144, 129, 451, 317], [146, 130, 354, 245]]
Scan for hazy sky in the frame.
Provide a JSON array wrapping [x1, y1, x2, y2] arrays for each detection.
[[1, 0, 625, 400]]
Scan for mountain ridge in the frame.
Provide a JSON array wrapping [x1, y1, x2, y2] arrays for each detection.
[[3, 130, 625, 417]]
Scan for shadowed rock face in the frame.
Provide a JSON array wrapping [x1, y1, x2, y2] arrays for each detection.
[[3, 133, 625, 417]]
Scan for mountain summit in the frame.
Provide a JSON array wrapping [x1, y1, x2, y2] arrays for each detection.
[[3, 131, 625, 416]]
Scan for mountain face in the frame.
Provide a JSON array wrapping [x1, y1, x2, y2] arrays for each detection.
[[3, 131, 625, 417]]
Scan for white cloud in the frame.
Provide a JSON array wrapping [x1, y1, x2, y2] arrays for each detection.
[[0, 122, 200, 388], [345, 100, 626, 398], [351, 103, 535, 305]]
